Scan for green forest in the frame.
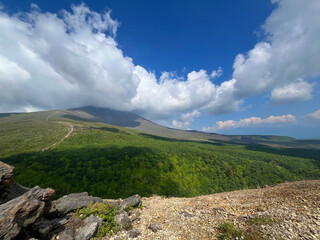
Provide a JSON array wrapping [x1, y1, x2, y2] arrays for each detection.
[[1, 112, 320, 199]]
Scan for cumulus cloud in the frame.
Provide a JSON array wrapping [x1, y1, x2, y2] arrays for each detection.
[[232, 0, 320, 102], [202, 114, 296, 132], [0, 0, 320, 121], [0, 3, 240, 119], [132, 68, 216, 119], [172, 109, 200, 129], [307, 109, 320, 120], [270, 80, 313, 104], [0, 3, 138, 112]]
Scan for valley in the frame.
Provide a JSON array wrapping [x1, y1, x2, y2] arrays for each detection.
[[0, 107, 319, 200]]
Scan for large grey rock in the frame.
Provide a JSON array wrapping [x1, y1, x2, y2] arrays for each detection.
[[119, 194, 141, 210], [75, 215, 102, 240], [0, 186, 55, 240], [0, 161, 14, 203], [58, 229, 74, 240], [49, 192, 103, 216], [114, 212, 131, 229], [32, 217, 69, 238], [105, 199, 121, 208]]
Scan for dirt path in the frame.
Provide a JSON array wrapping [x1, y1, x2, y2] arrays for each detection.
[[46, 111, 58, 121], [42, 122, 74, 152]]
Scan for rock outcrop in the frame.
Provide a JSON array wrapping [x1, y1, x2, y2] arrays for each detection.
[[74, 215, 102, 240], [0, 161, 14, 203], [49, 192, 103, 217], [119, 194, 142, 210], [0, 186, 55, 240], [0, 161, 143, 240]]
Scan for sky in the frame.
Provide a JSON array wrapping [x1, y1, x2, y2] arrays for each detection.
[[0, 0, 319, 139]]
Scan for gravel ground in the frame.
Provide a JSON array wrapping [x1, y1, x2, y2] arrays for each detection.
[[108, 180, 320, 240]]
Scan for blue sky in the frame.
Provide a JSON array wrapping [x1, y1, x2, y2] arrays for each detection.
[[0, 0, 319, 138]]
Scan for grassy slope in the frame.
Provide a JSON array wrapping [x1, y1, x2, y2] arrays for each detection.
[[65, 107, 320, 149], [0, 110, 320, 199]]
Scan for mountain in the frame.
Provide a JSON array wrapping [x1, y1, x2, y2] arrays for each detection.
[[0, 107, 319, 200], [2, 106, 318, 149], [65, 106, 229, 142], [65, 106, 320, 149]]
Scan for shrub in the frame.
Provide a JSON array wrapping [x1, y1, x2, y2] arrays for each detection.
[[76, 202, 119, 238]]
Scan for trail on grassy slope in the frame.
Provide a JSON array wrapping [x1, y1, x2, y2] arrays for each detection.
[[45, 111, 58, 122], [42, 122, 74, 152]]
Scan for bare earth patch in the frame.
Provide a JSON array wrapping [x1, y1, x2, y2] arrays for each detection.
[[109, 180, 320, 240]]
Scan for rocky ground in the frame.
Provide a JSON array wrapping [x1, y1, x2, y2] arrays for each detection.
[[111, 181, 320, 240], [1, 160, 319, 240]]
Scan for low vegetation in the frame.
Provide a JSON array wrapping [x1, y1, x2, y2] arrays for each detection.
[[76, 202, 119, 238], [218, 216, 275, 240]]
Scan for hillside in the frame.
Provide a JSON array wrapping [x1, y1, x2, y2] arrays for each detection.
[[0, 108, 320, 200], [2, 107, 320, 149], [68, 107, 320, 149]]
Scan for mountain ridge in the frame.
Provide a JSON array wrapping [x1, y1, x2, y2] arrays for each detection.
[[63, 106, 320, 149]]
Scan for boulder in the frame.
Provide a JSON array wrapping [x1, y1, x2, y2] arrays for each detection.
[[32, 217, 69, 238], [119, 194, 141, 210], [75, 215, 102, 240], [58, 229, 74, 240], [0, 186, 55, 240], [49, 192, 103, 216], [114, 212, 131, 229], [0, 161, 14, 203], [104, 199, 121, 208]]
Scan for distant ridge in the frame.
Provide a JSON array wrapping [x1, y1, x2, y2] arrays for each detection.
[[66, 106, 225, 141], [62, 106, 320, 149], [1, 106, 319, 149]]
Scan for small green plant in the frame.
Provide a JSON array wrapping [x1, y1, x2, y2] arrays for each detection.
[[76, 202, 119, 238], [217, 222, 243, 240], [124, 204, 134, 212], [243, 216, 274, 240], [247, 216, 274, 225]]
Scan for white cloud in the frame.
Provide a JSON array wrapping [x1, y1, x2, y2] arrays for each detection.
[[232, 0, 320, 102], [0, 55, 31, 82], [132, 68, 217, 119], [211, 67, 223, 78], [0, 3, 138, 112], [202, 114, 296, 132], [202, 79, 242, 115], [172, 109, 200, 129], [0, 0, 320, 121], [270, 80, 313, 104], [0, 4, 238, 119], [307, 109, 320, 120]]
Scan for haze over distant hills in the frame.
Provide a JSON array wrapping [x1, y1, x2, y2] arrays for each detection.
[[62, 106, 319, 149]]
